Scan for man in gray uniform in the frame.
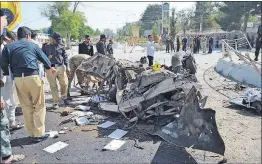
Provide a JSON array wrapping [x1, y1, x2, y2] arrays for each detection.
[[42, 32, 70, 109], [96, 34, 107, 55]]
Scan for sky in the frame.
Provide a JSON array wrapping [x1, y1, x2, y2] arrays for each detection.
[[19, 2, 195, 32]]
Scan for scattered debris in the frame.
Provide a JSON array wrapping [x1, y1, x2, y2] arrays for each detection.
[[98, 121, 116, 128], [43, 141, 69, 153], [229, 88, 261, 114], [75, 105, 91, 111], [59, 116, 75, 126], [70, 111, 93, 117], [81, 125, 98, 132], [58, 131, 66, 134], [61, 108, 72, 116], [99, 102, 119, 113], [151, 86, 225, 156], [75, 117, 90, 126], [46, 131, 59, 138], [103, 139, 126, 151], [133, 139, 144, 150], [108, 129, 128, 139]]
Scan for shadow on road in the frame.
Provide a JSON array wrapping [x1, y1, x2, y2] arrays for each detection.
[[11, 137, 36, 147], [151, 142, 197, 164]]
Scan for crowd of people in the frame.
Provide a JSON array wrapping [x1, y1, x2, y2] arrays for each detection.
[[163, 35, 215, 54]]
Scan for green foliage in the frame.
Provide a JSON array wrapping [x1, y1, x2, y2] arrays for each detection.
[[140, 4, 162, 33], [78, 23, 94, 40], [216, 2, 260, 32], [191, 2, 218, 31], [177, 8, 194, 34], [248, 16, 256, 22], [94, 28, 101, 36], [170, 8, 177, 38], [52, 10, 83, 39], [152, 23, 159, 41]]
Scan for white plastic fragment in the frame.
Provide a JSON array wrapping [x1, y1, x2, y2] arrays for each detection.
[[45, 131, 58, 138], [108, 129, 128, 139], [75, 105, 91, 111], [75, 117, 90, 126], [43, 141, 69, 153], [103, 139, 126, 151]]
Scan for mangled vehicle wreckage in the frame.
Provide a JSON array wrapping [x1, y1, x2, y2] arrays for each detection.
[[77, 52, 225, 156]]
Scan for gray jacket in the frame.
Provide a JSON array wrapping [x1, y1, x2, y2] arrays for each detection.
[[96, 40, 107, 55], [42, 43, 69, 67]]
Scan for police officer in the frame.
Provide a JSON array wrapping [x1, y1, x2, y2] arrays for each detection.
[[1, 30, 23, 132], [0, 13, 25, 163], [107, 39, 114, 56], [42, 32, 70, 109], [78, 35, 94, 56], [2, 26, 54, 143], [67, 54, 91, 98], [96, 34, 107, 55], [201, 36, 207, 54], [254, 24, 262, 61], [208, 36, 214, 54]]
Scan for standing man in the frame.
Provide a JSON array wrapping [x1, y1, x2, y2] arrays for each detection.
[[96, 34, 107, 55], [182, 36, 187, 52], [196, 36, 201, 53], [254, 24, 262, 61], [0, 13, 25, 163], [78, 35, 94, 56], [176, 36, 180, 52], [170, 36, 175, 52], [146, 35, 155, 66], [208, 36, 214, 54], [107, 39, 114, 56], [42, 32, 70, 109], [1, 26, 55, 142], [1, 30, 23, 131], [201, 36, 207, 54], [166, 35, 170, 53]]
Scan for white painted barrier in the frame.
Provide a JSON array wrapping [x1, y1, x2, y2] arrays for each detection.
[[215, 59, 261, 88]]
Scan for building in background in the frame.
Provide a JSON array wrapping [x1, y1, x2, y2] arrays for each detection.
[[35, 33, 49, 44]]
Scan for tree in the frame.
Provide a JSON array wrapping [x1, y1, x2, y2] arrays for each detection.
[[103, 28, 115, 38], [94, 28, 101, 36], [170, 8, 177, 38], [41, 2, 86, 48], [191, 2, 218, 32], [152, 23, 159, 41], [216, 2, 260, 32], [177, 8, 194, 35], [52, 11, 84, 45], [78, 23, 94, 41], [140, 4, 162, 34]]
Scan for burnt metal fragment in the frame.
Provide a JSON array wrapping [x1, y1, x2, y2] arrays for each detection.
[[151, 86, 225, 155]]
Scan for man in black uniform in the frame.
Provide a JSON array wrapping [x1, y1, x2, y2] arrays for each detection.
[[96, 34, 107, 55], [182, 36, 187, 52], [107, 39, 114, 55], [78, 35, 94, 56], [42, 32, 70, 109], [208, 36, 214, 54], [254, 24, 262, 61]]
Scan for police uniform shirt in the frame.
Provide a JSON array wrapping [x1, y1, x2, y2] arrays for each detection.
[[79, 42, 94, 56]]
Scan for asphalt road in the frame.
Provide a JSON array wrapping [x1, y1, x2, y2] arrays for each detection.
[[9, 46, 232, 163]]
